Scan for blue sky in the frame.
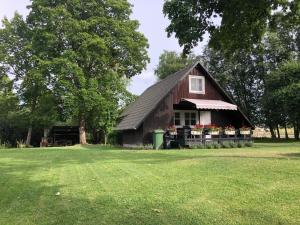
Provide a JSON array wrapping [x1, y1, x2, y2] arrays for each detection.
[[0, 0, 207, 95]]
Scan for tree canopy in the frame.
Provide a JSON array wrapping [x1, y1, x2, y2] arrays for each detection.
[[0, 0, 149, 146], [154, 50, 199, 79], [163, 0, 299, 55]]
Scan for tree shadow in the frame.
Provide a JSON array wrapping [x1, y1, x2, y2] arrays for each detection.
[[0, 150, 290, 225], [280, 152, 300, 158]]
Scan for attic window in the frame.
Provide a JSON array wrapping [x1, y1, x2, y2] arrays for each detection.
[[189, 75, 205, 94]]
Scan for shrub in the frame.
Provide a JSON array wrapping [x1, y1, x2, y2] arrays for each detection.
[[221, 141, 230, 148], [237, 142, 244, 148], [229, 141, 237, 148], [213, 143, 221, 149], [196, 144, 204, 149], [245, 141, 253, 147], [17, 140, 26, 149], [206, 143, 213, 149], [0, 140, 11, 149]]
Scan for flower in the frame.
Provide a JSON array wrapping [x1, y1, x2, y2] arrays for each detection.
[[193, 124, 204, 131], [240, 126, 251, 131], [225, 125, 235, 131], [168, 125, 176, 132], [205, 124, 220, 131]]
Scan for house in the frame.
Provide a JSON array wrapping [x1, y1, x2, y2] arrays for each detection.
[[116, 62, 253, 147]]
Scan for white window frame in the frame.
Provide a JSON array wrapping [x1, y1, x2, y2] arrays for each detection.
[[189, 75, 205, 94], [173, 110, 199, 128]]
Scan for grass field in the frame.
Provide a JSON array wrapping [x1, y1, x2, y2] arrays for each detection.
[[0, 142, 299, 225]]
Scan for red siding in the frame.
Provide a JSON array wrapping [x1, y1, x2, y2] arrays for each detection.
[[142, 66, 248, 144]]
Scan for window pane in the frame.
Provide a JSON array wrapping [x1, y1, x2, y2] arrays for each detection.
[[191, 119, 196, 125], [174, 112, 181, 125], [191, 78, 197, 90], [190, 77, 203, 92], [175, 119, 181, 125], [185, 113, 190, 125]]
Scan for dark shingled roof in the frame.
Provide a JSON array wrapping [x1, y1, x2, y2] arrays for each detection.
[[116, 63, 197, 130], [116, 62, 253, 130]]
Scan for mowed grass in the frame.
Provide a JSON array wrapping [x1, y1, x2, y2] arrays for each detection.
[[0, 143, 299, 225]]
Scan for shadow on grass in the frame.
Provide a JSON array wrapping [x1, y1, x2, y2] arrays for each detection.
[[0, 149, 292, 225], [280, 152, 300, 158], [1, 148, 299, 171]]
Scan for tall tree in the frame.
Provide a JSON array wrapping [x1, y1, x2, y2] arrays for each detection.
[[155, 50, 199, 79], [163, 0, 296, 55], [0, 13, 41, 146], [264, 61, 300, 140], [27, 0, 149, 144]]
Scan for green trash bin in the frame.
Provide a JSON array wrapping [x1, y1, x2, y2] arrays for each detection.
[[153, 129, 164, 149]]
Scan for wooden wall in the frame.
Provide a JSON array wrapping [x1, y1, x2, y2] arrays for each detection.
[[121, 125, 143, 146], [124, 65, 251, 145]]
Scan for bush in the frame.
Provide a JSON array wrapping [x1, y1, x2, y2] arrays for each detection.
[[213, 143, 221, 149], [221, 141, 230, 148], [206, 143, 213, 149], [237, 142, 244, 148], [0, 140, 11, 149], [196, 144, 204, 149], [229, 141, 237, 148], [17, 140, 26, 149], [245, 141, 253, 147]]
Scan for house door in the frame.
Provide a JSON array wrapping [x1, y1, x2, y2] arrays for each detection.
[[200, 111, 211, 125]]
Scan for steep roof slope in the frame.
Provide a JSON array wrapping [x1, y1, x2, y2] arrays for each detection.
[[116, 62, 253, 130], [116, 63, 197, 130]]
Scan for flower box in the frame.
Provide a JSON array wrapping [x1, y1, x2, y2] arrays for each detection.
[[210, 131, 219, 135], [191, 130, 202, 136], [225, 130, 235, 135], [240, 130, 251, 135]]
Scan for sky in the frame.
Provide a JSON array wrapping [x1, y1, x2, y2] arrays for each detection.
[[0, 0, 207, 95]]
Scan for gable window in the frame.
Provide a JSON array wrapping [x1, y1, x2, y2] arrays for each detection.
[[189, 75, 205, 94]]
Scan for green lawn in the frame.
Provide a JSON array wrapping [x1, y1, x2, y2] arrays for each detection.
[[0, 143, 299, 225]]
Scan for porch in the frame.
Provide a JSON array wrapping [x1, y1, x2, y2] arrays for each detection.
[[164, 126, 252, 148], [164, 98, 252, 148]]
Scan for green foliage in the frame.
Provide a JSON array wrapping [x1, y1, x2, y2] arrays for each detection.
[[16, 140, 26, 149], [213, 143, 221, 149], [205, 142, 213, 149], [154, 50, 199, 79], [245, 141, 254, 147], [264, 61, 300, 139], [229, 141, 237, 148], [25, 0, 149, 144], [0, 0, 149, 145], [163, 0, 296, 54], [221, 141, 230, 148], [237, 142, 244, 148]]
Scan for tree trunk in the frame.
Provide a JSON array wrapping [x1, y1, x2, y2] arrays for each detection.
[[294, 122, 299, 140], [79, 114, 87, 144], [284, 123, 289, 139], [276, 125, 281, 139], [44, 128, 49, 138], [269, 125, 276, 139], [26, 126, 32, 147], [104, 133, 108, 145]]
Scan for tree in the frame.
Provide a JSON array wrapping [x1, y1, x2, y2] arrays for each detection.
[[163, 0, 296, 55], [201, 28, 298, 135], [0, 13, 41, 146], [155, 51, 199, 79], [265, 61, 300, 140], [27, 0, 149, 144]]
